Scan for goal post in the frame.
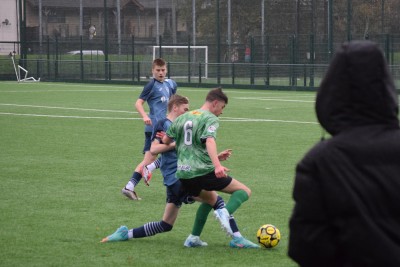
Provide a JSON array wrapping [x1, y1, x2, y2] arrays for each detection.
[[152, 46, 208, 79]]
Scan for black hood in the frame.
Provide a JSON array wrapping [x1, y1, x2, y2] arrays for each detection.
[[316, 41, 399, 136]]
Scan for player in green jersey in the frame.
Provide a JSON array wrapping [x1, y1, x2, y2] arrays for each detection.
[[163, 87, 259, 248]]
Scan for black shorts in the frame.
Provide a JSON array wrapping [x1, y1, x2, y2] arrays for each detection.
[[142, 132, 152, 154], [166, 180, 195, 208], [179, 171, 233, 197]]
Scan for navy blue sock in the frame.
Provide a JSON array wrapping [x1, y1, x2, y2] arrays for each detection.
[[154, 158, 161, 168], [129, 171, 142, 186], [213, 196, 225, 210], [229, 216, 239, 233], [131, 221, 172, 238]]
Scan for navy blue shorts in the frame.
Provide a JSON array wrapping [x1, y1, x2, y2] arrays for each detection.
[[142, 132, 152, 154], [179, 171, 233, 197], [166, 180, 194, 208]]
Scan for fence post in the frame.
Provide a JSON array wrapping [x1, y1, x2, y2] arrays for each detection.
[[159, 35, 162, 58], [231, 62, 235, 85], [104, 0, 109, 81], [198, 62, 202, 84], [188, 35, 191, 83], [264, 35, 270, 87], [250, 36, 254, 85], [80, 35, 84, 81], [384, 34, 390, 62], [328, 0, 334, 61], [289, 35, 296, 88], [309, 33, 315, 87], [347, 0, 352, 41], [137, 61, 140, 82], [55, 36, 59, 80], [132, 35, 135, 81], [216, 0, 221, 85], [47, 36, 50, 78]]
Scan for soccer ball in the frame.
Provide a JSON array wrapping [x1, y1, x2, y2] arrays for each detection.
[[256, 224, 281, 248]]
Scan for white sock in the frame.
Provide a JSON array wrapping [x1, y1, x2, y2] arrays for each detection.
[[125, 181, 134, 191], [233, 232, 242, 238], [146, 162, 157, 172], [128, 229, 133, 239]]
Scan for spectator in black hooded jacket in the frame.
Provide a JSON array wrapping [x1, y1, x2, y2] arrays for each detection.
[[288, 40, 400, 267]]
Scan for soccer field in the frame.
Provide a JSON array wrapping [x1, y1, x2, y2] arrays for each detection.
[[0, 81, 320, 266]]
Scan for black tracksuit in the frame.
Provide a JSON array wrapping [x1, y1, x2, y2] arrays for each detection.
[[289, 41, 400, 267]]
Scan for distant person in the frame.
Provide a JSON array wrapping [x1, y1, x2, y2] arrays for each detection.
[[289, 40, 400, 266], [89, 25, 96, 40], [244, 46, 251, 63], [121, 58, 177, 200]]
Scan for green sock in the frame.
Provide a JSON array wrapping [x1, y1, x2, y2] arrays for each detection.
[[191, 203, 212, 236], [225, 190, 249, 214]]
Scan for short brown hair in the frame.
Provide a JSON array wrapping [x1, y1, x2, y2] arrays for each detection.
[[206, 87, 228, 104], [152, 58, 166, 68], [168, 94, 189, 112]]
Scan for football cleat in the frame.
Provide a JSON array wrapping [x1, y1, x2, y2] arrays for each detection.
[[229, 236, 260, 249], [184, 234, 208, 247], [141, 166, 153, 186], [101, 226, 129, 243], [121, 187, 141, 200], [213, 208, 233, 237]]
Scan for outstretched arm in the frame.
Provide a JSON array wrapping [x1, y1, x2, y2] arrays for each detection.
[[218, 149, 232, 161]]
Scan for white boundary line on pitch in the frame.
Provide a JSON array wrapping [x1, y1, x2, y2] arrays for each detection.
[[0, 112, 317, 124], [220, 117, 318, 124], [0, 112, 138, 120], [0, 103, 137, 114], [234, 97, 314, 103], [0, 81, 316, 96]]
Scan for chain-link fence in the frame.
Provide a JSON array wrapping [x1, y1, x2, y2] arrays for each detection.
[[1, 0, 400, 90]]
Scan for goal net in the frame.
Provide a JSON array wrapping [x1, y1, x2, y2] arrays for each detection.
[[152, 46, 208, 79]]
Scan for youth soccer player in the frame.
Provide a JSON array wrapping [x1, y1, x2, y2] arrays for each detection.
[[121, 58, 177, 200], [163, 88, 259, 248]]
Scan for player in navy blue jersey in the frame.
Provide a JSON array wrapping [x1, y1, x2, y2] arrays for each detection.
[[121, 58, 177, 200]]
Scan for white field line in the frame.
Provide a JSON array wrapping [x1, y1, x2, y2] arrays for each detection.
[[0, 111, 317, 124], [0, 82, 316, 97], [0, 112, 138, 120], [234, 97, 314, 103], [220, 117, 317, 124], [0, 103, 137, 114], [0, 89, 135, 93]]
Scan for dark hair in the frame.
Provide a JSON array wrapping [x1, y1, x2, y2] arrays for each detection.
[[168, 94, 189, 112], [152, 58, 166, 68], [206, 87, 228, 104]]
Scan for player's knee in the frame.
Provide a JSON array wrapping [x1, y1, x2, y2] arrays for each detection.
[[238, 186, 251, 199], [245, 187, 252, 198]]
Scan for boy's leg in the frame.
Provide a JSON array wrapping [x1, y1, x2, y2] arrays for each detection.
[[191, 203, 212, 236], [220, 178, 251, 214], [184, 195, 225, 247], [122, 151, 157, 200]]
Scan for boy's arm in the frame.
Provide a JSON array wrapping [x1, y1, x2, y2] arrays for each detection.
[[135, 98, 151, 125], [150, 138, 175, 155], [162, 134, 174, 145], [206, 137, 230, 178]]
